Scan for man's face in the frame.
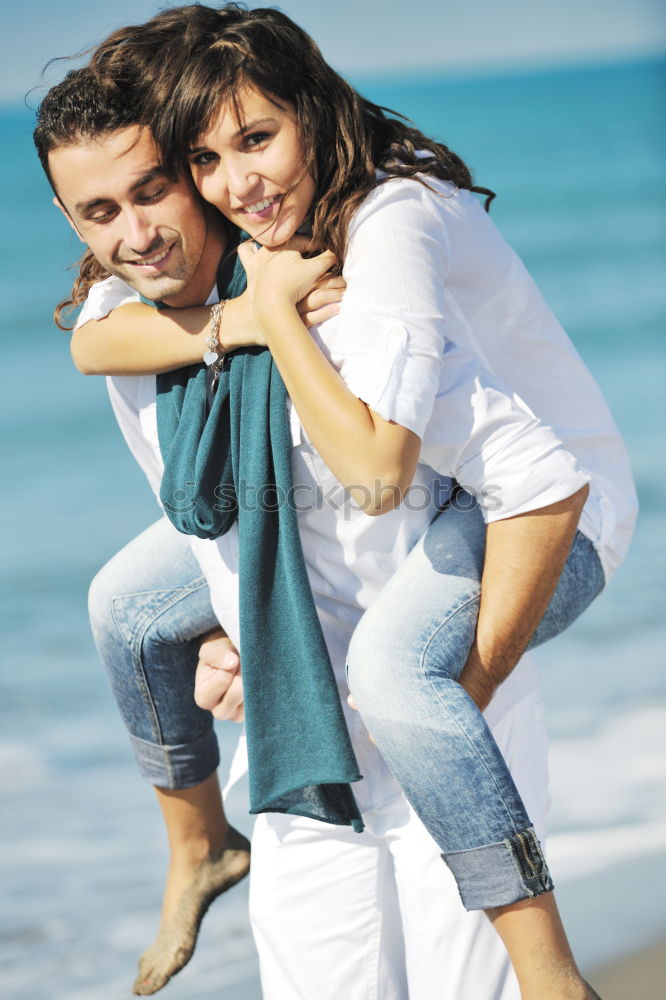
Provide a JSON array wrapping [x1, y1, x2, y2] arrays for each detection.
[[48, 125, 216, 304]]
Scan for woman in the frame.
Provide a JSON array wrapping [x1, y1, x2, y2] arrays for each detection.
[[73, 5, 636, 997]]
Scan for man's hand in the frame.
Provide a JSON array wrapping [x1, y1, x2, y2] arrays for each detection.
[[457, 642, 497, 711], [297, 273, 345, 327], [459, 484, 590, 711], [195, 629, 244, 722]]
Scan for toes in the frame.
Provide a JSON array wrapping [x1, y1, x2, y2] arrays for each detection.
[[133, 956, 156, 994], [133, 939, 193, 995], [131, 837, 251, 997], [132, 963, 171, 995]]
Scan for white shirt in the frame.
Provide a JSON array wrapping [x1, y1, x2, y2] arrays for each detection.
[[75, 176, 635, 809], [77, 173, 638, 611], [75, 307, 561, 813], [333, 175, 636, 577]]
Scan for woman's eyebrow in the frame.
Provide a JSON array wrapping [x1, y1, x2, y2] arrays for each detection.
[[188, 118, 278, 154], [237, 117, 275, 136]]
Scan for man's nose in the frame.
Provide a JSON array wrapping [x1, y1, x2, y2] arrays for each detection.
[[124, 208, 158, 253]]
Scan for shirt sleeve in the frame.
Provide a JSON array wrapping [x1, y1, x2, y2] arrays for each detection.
[[420, 345, 591, 522], [74, 276, 164, 502], [106, 376, 165, 502], [74, 275, 142, 329], [331, 179, 449, 438]]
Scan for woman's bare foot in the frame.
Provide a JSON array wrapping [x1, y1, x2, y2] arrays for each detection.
[[133, 825, 251, 995]]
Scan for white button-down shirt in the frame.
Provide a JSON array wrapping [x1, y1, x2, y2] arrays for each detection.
[[75, 176, 635, 804]]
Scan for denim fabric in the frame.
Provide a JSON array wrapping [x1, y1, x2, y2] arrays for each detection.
[[346, 495, 605, 910], [88, 517, 221, 788]]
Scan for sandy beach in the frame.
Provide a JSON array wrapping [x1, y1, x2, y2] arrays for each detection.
[[587, 938, 666, 999]]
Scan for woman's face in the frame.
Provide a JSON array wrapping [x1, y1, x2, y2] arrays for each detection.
[[188, 85, 315, 248]]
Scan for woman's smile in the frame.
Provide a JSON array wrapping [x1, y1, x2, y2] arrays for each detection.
[[239, 193, 283, 220], [189, 86, 315, 247]]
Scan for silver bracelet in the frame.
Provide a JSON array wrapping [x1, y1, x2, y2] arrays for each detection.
[[203, 300, 227, 378]]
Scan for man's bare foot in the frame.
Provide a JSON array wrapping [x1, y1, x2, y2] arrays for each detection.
[[132, 826, 251, 995]]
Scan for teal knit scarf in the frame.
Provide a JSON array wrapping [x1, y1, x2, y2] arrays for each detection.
[[156, 253, 364, 831]]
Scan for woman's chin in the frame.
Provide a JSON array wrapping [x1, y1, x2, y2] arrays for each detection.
[[253, 214, 304, 248]]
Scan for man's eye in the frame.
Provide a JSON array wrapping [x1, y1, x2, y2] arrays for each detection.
[[139, 187, 166, 202], [89, 209, 116, 223]]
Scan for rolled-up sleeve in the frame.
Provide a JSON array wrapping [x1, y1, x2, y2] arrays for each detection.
[[329, 180, 449, 438], [420, 346, 591, 522], [74, 275, 142, 329]]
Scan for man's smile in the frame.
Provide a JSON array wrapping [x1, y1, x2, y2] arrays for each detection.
[[122, 241, 178, 271]]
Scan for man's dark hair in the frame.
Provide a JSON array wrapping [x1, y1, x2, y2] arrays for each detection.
[[34, 65, 141, 194], [33, 66, 143, 328]]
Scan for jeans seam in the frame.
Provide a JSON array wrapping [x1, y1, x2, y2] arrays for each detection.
[[502, 827, 554, 899], [109, 577, 211, 778], [111, 577, 209, 649], [418, 593, 528, 841]]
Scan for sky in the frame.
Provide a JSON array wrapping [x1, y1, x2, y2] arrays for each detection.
[[3, 0, 666, 106]]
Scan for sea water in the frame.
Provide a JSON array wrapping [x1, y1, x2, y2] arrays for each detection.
[[1, 55, 665, 998]]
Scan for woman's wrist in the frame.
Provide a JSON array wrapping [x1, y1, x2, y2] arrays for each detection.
[[203, 300, 227, 375], [220, 292, 269, 349], [255, 296, 299, 339]]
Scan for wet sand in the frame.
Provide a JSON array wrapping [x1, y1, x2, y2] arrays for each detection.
[[586, 938, 666, 999]]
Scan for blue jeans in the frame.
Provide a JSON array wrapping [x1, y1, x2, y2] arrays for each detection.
[[88, 518, 221, 788], [346, 495, 605, 911]]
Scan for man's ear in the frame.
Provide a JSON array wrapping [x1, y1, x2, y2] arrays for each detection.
[[53, 195, 86, 244]]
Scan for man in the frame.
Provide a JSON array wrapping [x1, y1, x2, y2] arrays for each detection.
[[35, 67, 552, 999]]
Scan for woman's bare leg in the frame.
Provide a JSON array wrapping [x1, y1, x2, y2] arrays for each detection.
[[133, 772, 251, 995], [488, 892, 599, 999]]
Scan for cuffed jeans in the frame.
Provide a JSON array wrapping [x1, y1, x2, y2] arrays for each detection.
[[88, 517, 221, 788], [346, 494, 605, 910]]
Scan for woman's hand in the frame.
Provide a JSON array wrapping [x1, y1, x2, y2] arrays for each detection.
[[238, 237, 338, 325], [226, 239, 343, 346]]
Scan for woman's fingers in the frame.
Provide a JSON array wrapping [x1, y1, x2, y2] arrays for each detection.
[[236, 239, 263, 278], [240, 235, 339, 313], [297, 248, 337, 285], [297, 277, 345, 328], [280, 234, 322, 256]]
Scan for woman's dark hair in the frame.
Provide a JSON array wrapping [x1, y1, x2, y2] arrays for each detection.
[[34, 67, 142, 328], [91, 3, 494, 264]]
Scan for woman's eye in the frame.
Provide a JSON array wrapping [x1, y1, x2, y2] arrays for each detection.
[[244, 131, 270, 148], [190, 151, 218, 167]]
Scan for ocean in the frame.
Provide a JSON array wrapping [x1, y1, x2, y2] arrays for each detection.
[[1, 55, 665, 998]]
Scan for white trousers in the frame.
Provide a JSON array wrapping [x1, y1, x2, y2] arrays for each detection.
[[245, 688, 550, 1000]]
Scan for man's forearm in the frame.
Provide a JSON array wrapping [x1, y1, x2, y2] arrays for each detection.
[[458, 484, 589, 710]]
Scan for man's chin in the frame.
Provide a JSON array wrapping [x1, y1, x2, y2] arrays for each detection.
[[113, 268, 188, 304]]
